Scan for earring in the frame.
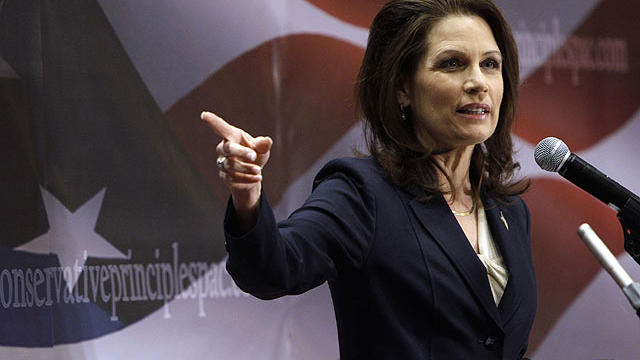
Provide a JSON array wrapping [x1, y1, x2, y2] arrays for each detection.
[[399, 103, 408, 121]]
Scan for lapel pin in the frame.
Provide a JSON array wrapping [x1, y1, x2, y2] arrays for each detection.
[[500, 211, 509, 231]]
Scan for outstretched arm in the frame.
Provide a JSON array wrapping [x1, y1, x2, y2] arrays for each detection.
[[201, 111, 273, 230]]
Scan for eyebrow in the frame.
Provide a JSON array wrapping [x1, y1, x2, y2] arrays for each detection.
[[432, 49, 503, 58]]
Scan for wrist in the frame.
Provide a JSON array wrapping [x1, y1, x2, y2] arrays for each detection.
[[231, 187, 261, 229]]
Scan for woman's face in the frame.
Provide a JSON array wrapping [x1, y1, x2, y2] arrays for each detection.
[[398, 15, 504, 152]]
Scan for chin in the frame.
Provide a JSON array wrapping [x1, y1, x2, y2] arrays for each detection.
[[459, 132, 493, 146], [470, 127, 497, 143]]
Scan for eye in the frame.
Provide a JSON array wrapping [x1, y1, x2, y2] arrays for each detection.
[[438, 58, 463, 70], [481, 58, 501, 70]]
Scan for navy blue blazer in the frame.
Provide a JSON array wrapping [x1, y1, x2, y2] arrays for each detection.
[[225, 157, 536, 360]]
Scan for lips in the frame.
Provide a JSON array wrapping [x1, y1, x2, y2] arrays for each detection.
[[457, 103, 491, 115]]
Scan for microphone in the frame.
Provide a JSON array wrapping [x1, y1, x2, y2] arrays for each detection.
[[534, 137, 640, 212], [577, 223, 640, 312]]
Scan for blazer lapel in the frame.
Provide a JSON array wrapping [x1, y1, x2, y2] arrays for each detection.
[[482, 194, 529, 325], [406, 191, 502, 328]]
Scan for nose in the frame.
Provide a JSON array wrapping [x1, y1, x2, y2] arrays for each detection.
[[463, 66, 488, 95]]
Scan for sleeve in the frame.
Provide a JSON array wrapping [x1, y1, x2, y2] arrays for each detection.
[[224, 159, 377, 300]]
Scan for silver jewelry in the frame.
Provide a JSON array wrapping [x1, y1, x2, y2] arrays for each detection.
[[217, 156, 226, 169]]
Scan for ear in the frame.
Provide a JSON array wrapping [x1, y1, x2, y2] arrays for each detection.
[[396, 78, 411, 105]]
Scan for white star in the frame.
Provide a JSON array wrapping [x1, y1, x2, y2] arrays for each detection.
[[15, 187, 128, 292]]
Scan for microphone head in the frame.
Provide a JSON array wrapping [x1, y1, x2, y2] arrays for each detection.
[[534, 137, 570, 172]]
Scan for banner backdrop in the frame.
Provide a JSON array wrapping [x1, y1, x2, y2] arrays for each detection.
[[1, 0, 640, 359]]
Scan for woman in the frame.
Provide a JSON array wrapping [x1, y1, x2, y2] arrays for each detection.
[[203, 0, 536, 358]]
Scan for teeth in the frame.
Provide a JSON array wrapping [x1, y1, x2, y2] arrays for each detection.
[[459, 109, 487, 114]]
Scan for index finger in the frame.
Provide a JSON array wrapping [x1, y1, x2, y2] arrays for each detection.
[[201, 111, 243, 142]]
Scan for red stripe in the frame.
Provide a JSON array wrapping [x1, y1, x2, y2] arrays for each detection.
[[165, 34, 364, 205], [523, 179, 624, 351], [514, 0, 640, 151]]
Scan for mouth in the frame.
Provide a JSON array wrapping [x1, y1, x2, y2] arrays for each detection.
[[456, 103, 490, 115], [457, 109, 489, 115]]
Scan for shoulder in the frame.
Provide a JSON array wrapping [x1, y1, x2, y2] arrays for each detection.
[[484, 190, 529, 216], [506, 195, 530, 220], [487, 193, 531, 234], [312, 156, 386, 190]]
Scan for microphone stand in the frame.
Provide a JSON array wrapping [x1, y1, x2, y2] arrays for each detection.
[[617, 197, 640, 268], [617, 199, 640, 317], [627, 282, 640, 320], [578, 224, 640, 319]]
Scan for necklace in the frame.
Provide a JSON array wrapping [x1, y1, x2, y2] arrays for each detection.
[[451, 201, 476, 217]]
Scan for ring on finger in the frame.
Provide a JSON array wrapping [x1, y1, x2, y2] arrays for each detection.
[[216, 156, 227, 169]]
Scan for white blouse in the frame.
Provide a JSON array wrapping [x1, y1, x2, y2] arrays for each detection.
[[476, 202, 509, 305]]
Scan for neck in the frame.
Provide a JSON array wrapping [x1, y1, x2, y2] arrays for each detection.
[[432, 145, 475, 201]]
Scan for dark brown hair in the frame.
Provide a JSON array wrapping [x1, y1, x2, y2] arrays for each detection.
[[357, 0, 527, 201]]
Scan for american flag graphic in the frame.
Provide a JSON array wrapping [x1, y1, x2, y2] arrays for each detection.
[[1, 0, 639, 358]]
